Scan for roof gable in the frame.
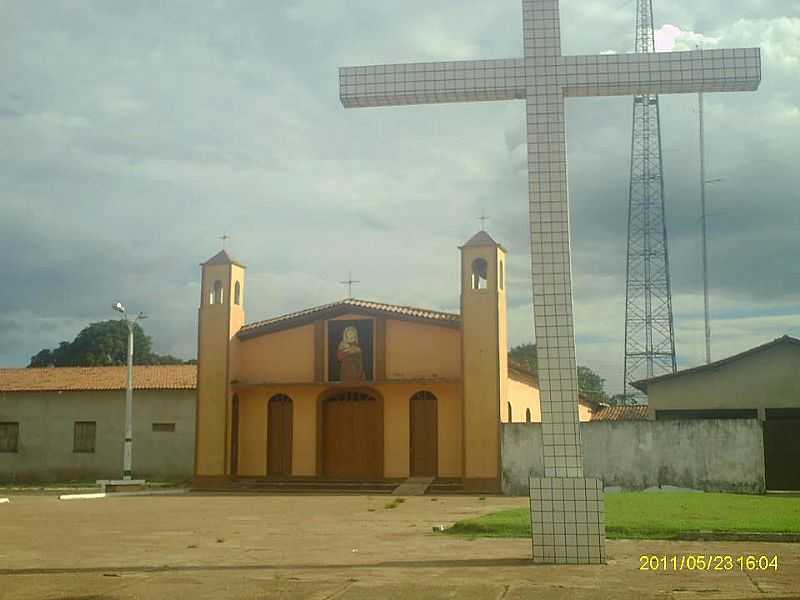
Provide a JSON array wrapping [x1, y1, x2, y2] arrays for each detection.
[[238, 298, 461, 339], [460, 230, 506, 251], [632, 335, 800, 393], [201, 249, 245, 268]]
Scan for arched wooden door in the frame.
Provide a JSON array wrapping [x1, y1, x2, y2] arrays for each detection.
[[267, 394, 293, 477], [322, 390, 382, 480], [410, 391, 438, 477]]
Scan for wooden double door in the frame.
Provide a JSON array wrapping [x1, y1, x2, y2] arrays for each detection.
[[322, 390, 382, 480]]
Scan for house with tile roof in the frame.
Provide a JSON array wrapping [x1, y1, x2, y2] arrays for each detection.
[[0, 365, 196, 482], [194, 231, 595, 492]]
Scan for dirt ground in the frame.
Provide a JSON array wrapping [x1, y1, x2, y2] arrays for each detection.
[[1, 493, 798, 600]]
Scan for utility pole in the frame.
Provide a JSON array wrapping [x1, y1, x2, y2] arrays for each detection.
[[698, 92, 712, 364]]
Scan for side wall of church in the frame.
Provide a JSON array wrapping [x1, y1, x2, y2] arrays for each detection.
[[506, 376, 542, 423]]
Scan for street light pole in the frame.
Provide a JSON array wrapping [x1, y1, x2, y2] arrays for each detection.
[[113, 302, 146, 481], [123, 318, 134, 479]]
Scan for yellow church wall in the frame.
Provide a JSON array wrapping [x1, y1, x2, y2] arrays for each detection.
[[506, 376, 541, 423], [235, 386, 318, 477], [196, 262, 236, 477], [379, 382, 462, 478], [384, 321, 461, 380], [232, 382, 462, 479], [460, 244, 503, 484], [496, 248, 509, 426], [289, 387, 318, 476], [236, 389, 266, 476], [234, 325, 315, 383], [505, 376, 594, 423]]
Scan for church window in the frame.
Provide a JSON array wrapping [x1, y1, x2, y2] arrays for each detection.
[[234, 281, 241, 305], [499, 260, 504, 290], [212, 280, 224, 305], [0, 422, 19, 452], [471, 258, 488, 290], [507, 402, 513, 423], [526, 408, 532, 423], [73, 421, 96, 453]]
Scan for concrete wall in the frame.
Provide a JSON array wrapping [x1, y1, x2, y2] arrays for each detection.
[[501, 420, 765, 495], [0, 389, 196, 482]]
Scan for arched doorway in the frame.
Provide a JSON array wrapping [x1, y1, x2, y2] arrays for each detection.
[[267, 394, 293, 477], [321, 389, 383, 480], [409, 391, 438, 477]]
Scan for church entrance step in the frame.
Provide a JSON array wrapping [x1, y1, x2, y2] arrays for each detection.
[[196, 479, 398, 495], [392, 476, 434, 496]]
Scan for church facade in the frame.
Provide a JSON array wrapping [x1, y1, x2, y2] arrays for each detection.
[[194, 231, 589, 492]]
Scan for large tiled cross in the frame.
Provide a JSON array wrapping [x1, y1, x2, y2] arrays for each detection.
[[338, 0, 761, 563]]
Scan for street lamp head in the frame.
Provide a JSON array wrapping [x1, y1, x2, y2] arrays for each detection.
[[137, 312, 148, 321], [112, 302, 126, 314]]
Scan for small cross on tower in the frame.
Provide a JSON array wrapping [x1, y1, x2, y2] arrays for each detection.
[[339, 271, 360, 298], [220, 234, 230, 250], [478, 209, 490, 230]]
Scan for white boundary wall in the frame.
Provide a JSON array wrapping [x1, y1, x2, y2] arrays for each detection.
[[501, 420, 765, 496]]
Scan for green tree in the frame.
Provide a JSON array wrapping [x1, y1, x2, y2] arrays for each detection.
[[509, 343, 538, 373], [508, 342, 608, 402], [608, 393, 640, 406], [28, 320, 189, 367], [576, 365, 608, 403]]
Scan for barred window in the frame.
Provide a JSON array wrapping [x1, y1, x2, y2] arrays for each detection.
[[0, 422, 19, 453], [73, 421, 96, 453], [152, 422, 176, 432]]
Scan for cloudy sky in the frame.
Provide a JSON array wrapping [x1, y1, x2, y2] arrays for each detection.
[[1, 0, 798, 393]]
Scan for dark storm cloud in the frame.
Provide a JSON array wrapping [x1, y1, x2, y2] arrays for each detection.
[[0, 1, 797, 393]]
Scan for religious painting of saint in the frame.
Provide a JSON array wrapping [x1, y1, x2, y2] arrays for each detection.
[[328, 319, 373, 382]]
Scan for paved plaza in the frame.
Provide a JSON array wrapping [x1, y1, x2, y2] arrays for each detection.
[[1, 493, 798, 599]]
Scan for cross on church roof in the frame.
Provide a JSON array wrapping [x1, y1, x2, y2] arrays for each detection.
[[220, 234, 230, 250], [339, 271, 360, 298], [478, 209, 490, 230]]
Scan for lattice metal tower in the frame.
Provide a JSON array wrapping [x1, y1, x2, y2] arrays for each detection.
[[623, 0, 677, 400]]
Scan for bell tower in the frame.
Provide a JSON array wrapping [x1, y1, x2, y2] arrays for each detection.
[[195, 248, 245, 480], [459, 230, 508, 491]]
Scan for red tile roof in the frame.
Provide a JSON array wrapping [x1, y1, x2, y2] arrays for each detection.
[[590, 405, 649, 421], [0, 365, 197, 393], [239, 298, 461, 338]]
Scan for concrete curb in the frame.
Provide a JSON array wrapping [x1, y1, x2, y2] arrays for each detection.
[[676, 531, 800, 543], [59, 488, 189, 501]]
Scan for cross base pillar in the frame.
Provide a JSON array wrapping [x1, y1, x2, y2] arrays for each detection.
[[529, 477, 606, 564]]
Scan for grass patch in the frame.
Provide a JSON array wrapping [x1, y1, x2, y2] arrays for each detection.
[[384, 497, 406, 509], [446, 493, 800, 540]]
